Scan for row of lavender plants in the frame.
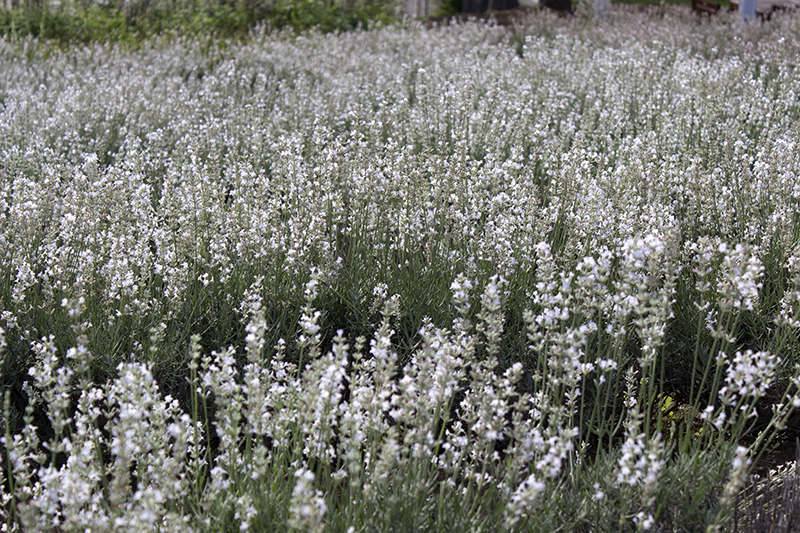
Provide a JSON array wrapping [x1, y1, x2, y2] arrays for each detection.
[[3, 5, 800, 531]]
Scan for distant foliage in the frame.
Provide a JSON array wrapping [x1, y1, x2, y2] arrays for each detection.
[[0, 0, 400, 42], [433, 0, 463, 16], [268, 0, 398, 32]]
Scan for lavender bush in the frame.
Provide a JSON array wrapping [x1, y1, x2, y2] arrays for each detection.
[[3, 5, 800, 531]]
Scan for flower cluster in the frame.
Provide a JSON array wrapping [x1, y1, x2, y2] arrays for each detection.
[[719, 349, 779, 407]]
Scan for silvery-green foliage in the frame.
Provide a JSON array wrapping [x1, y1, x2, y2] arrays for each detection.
[[7, 361, 193, 532]]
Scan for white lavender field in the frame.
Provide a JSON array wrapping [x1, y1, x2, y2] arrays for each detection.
[[2, 5, 800, 531]]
